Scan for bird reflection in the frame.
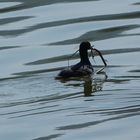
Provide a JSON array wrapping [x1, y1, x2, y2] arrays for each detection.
[[83, 73, 107, 96], [58, 72, 107, 97], [84, 78, 92, 96]]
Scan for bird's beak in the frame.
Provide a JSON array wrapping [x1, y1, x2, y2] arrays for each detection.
[[90, 45, 94, 50]]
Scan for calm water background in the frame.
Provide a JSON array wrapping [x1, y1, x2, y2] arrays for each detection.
[[0, 0, 140, 140]]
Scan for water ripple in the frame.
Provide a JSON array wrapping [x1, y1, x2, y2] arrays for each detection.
[[33, 134, 64, 140], [49, 24, 140, 45], [57, 111, 140, 130], [0, 0, 99, 13], [0, 11, 140, 37], [0, 0, 140, 140], [25, 47, 140, 65]]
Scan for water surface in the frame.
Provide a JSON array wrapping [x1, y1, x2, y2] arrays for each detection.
[[0, 0, 140, 140]]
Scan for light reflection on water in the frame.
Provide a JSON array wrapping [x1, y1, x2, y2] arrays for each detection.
[[0, 0, 140, 140]]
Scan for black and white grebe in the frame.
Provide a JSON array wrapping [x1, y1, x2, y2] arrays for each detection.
[[57, 41, 107, 79]]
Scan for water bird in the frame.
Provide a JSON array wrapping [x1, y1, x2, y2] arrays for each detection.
[[56, 41, 107, 79]]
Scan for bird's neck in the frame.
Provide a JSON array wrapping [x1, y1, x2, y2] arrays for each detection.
[[80, 51, 90, 65]]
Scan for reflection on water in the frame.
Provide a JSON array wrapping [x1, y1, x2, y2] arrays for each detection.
[[83, 75, 105, 96], [83, 73, 107, 96], [84, 78, 93, 96], [0, 0, 140, 140], [58, 71, 107, 96]]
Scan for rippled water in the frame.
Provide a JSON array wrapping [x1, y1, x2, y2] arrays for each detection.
[[0, 0, 140, 140]]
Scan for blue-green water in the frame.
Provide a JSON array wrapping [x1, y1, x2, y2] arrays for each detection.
[[0, 0, 140, 140]]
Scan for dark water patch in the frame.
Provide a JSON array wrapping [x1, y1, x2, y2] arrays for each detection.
[[26, 55, 72, 65], [33, 134, 64, 140], [49, 24, 140, 45], [0, 92, 82, 108], [1, 11, 140, 37], [25, 48, 140, 65], [115, 76, 140, 79], [85, 105, 140, 113], [73, 104, 140, 116], [0, 66, 64, 81], [0, 16, 33, 25], [0, 75, 30, 82], [13, 67, 65, 77], [1, 104, 85, 119], [133, 2, 140, 5], [10, 106, 83, 118], [44, 10, 140, 29], [128, 69, 140, 73], [0, 0, 99, 13], [106, 78, 130, 84], [0, 105, 58, 116], [0, 46, 20, 50], [0, 29, 29, 37], [0, 3, 25, 13], [57, 111, 140, 130], [96, 105, 140, 116]]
